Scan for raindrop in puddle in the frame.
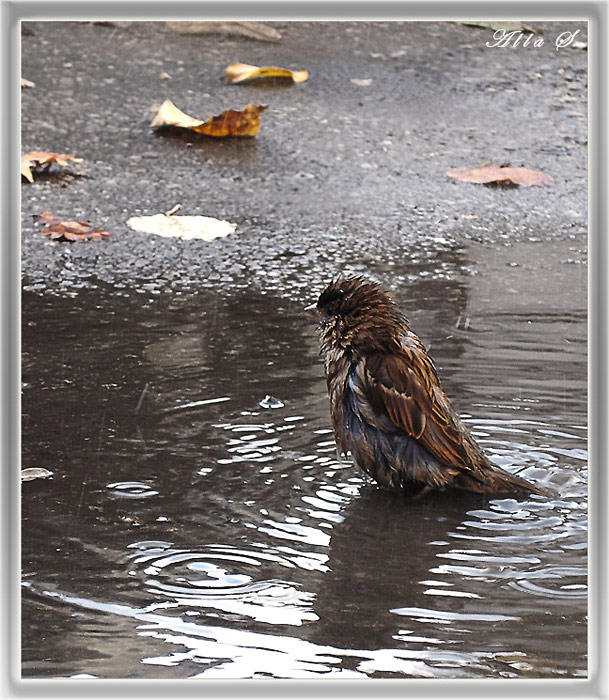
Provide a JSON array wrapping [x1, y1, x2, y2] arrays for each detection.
[[259, 395, 285, 409], [106, 481, 159, 498]]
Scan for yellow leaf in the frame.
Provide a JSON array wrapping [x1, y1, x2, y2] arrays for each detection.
[[151, 99, 267, 137], [225, 62, 308, 84]]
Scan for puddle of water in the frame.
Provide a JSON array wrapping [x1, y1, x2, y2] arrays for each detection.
[[21, 238, 587, 679]]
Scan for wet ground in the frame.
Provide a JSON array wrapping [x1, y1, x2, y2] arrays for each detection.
[[20, 21, 587, 680]]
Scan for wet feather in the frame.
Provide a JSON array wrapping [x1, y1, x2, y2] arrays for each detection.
[[310, 277, 548, 498]]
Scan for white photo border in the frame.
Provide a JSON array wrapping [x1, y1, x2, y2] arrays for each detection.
[[2, 2, 606, 699]]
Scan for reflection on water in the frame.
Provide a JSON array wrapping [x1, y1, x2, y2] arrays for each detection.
[[21, 239, 587, 679]]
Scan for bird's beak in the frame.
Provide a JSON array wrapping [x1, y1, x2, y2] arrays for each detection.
[[304, 303, 321, 321]]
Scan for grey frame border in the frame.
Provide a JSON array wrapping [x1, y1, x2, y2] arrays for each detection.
[[1, 1, 606, 698]]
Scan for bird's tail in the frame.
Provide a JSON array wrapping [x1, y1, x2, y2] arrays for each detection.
[[455, 463, 551, 497]]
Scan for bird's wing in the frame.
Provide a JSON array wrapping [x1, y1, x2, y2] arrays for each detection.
[[361, 347, 481, 472]]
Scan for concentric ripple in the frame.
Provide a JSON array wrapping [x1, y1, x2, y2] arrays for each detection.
[[106, 482, 159, 498], [126, 541, 318, 626]]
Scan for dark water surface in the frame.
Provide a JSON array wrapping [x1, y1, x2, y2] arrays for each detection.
[[21, 238, 587, 679]]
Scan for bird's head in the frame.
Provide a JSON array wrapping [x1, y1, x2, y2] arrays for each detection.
[[306, 277, 408, 354]]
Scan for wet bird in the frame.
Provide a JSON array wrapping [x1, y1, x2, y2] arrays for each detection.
[[307, 277, 547, 498]]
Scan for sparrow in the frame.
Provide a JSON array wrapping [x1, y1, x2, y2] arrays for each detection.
[[307, 277, 548, 498]]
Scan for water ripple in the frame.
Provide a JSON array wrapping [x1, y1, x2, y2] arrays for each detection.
[[126, 541, 319, 626], [106, 482, 159, 498]]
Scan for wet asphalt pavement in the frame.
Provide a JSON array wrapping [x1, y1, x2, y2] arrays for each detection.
[[20, 20, 587, 300]]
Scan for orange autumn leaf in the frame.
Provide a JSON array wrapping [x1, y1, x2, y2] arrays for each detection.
[[225, 62, 308, 84], [21, 151, 84, 183], [151, 99, 267, 137], [36, 211, 111, 242], [446, 165, 553, 187]]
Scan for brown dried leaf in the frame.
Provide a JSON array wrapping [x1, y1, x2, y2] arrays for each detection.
[[446, 165, 553, 187], [36, 211, 111, 242], [21, 151, 83, 183], [225, 62, 308, 84], [151, 99, 267, 137]]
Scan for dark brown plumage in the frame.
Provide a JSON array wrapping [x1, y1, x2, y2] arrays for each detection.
[[307, 277, 547, 498]]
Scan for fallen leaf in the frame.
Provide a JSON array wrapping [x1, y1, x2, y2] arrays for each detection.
[[350, 78, 373, 87], [21, 151, 84, 183], [127, 213, 237, 241], [225, 62, 308, 84], [36, 212, 111, 241], [21, 467, 54, 481], [151, 99, 267, 137], [458, 21, 540, 34], [446, 165, 553, 187], [91, 20, 133, 29], [166, 21, 281, 42], [164, 203, 181, 216], [21, 77, 36, 89], [151, 100, 202, 129]]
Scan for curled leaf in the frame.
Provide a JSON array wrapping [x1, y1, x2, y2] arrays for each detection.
[[21, 151, 83, 183], [446, 165, 553, 187], [127, 213, 236, 241], [21, 467, 54, 481], [151, 99, 267, 137], [458, 21, 540, 34], [225, 62, 308, 84], [36, 212, 111, 242], [166, 21, 281, 42]]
